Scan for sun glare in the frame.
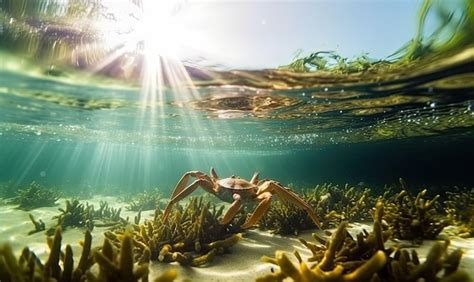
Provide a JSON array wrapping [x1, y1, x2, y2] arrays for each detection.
[[139, 0, 186, 58], [89, 0, 202, 118], [97, 0, 188, 56]]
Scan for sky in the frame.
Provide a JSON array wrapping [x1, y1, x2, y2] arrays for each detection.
[[169, 0, 427, 69]]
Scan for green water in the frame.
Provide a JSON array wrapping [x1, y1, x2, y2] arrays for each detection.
[[0, 0, 473, 196]]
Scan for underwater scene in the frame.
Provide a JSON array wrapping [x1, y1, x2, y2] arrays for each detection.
[[1, 0, 474, 281]]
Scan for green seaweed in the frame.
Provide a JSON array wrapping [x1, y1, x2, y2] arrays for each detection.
[[11, 181, 61, 210], [106, 197, 243, 267], [280, 0, 474, 75]]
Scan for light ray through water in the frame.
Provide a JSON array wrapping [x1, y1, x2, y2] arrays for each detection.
[[85, 0, 236, 185]]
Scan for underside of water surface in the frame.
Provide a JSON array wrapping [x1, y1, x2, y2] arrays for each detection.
[[0, 0, 473, 191]]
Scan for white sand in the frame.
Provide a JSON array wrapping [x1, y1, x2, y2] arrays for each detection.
[[1, 196, 473, 281]]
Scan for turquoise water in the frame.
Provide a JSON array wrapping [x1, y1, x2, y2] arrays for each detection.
[[0, 57, 473, 193], [0, 0, 473, 195], [0, 2, 474, 280]]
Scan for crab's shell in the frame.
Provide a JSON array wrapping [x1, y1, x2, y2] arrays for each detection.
[[215, 177, 257, 203]]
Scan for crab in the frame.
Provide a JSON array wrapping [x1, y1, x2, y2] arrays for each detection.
[[162, 168, 321, 229]]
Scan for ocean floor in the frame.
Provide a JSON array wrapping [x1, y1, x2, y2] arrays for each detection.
[[1, 195, 473, 281]]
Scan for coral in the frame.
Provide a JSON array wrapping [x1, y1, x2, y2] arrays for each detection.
[[444, 187, 474, 237], [382, 179, 448, 240], [123, 188, 164, 211], [105, 197, 243, 267], [257, 202, 470, 282], [11, 182, 61, 210], [260, 183, 375, 235], [0, 227, 176, 281]]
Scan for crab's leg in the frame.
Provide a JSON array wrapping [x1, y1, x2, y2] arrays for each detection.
[[210, 167, 219, 181], [250, 172, 260, 185], [162, 179, 214, 221], [241, 192, 272, 229], [219, 194, 242, 224], [259, 181, 322, 229], [170, 171, 208, 199]]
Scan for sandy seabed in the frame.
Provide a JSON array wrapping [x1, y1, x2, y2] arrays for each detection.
[[1, 195, 473, 281]]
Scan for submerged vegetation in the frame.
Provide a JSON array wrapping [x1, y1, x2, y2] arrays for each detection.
[[444, 187, 474, 238], [260, 179, 473, 240], [50, 199, 128, 232], [11, 182, 61, 210], [0, 228, 177, 282], [259, 183, 375, 235], [121, 188, 164, 211], [26, 199, 128, 236], [106, 197, 243, 267], [0, 182, 473, 281], [382, 182, 447, 241], [257, 202, 470, 282]]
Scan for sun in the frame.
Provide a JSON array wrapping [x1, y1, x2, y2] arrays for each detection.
[[96, 0, 188, 59]]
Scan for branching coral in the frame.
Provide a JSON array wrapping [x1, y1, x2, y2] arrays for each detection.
[[12, 182, 61, 210], [260, 183, 375, 235], [0, 228, 177, 281], [105, 197, 243, 267], [382, 179, 448, 240], [257, 202, 470, 282]]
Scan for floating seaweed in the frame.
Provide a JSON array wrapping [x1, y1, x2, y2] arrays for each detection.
[[257, 202, 470, 281], [11, 182, 61, 210], [106, 197, 243, 267], [260, 183, 375, 235], [382, 179, 448, 241], [444, 187, 474, 237], [0, 227, 176, 281]]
